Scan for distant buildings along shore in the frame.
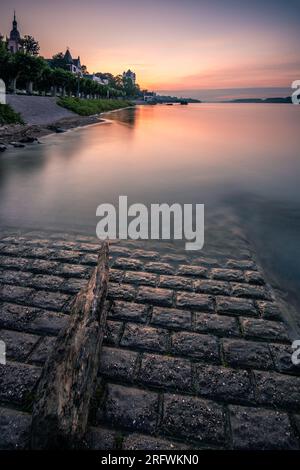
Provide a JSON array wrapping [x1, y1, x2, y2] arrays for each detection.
[[1, 13, 137, 90]]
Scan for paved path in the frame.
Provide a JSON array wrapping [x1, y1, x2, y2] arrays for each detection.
[[0, 228, 299, 449], [6, 95, 76, 125]]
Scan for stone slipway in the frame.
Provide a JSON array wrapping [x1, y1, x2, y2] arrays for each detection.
[[6, 95, 76, 126], [0, 95, 108, 146], [0, 228, 300, 450]]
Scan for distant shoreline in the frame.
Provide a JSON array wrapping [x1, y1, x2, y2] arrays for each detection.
[[224, 97, 292, 104]]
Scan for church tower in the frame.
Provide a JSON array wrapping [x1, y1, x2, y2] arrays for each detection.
[[8, 11, 21, 53]]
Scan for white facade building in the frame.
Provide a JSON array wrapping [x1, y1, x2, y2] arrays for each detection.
[[83, 74, 109, 85]]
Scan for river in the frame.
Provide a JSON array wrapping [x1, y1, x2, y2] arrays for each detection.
[[0, 103, 299, 325]]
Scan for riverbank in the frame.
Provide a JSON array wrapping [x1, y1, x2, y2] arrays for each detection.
[[0, 95, 135, 148], [0, 114, 105, 147]]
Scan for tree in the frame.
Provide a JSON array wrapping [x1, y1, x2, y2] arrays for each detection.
[[81, 65, 88, 75], [80, 77, 93, 98], [0, 36, 10, 85], [35, 66, 53, 95], [90, 80, 99, 99], [19, 35, 40, 56], [122, 76, 137, 97], [0, 32, 141, 99], [13, 52, 47, 94], [114, 74, 124, 90], [51, 68, 74, 96], [65, 73, 77, 97], [0, 35, 7, 53]]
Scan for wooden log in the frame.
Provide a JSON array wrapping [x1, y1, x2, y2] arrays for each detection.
[[31, 242, 109, 449]]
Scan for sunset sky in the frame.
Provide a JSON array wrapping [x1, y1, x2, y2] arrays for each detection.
[[1, 0, 299, 100]]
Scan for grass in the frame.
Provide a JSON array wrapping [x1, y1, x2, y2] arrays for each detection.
[[0, 103, 24, 125], [57, 97, 133, 116]]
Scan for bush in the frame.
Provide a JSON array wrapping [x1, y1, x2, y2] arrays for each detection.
[[0, 104, 24, 125], [57, 97, 133, 116]]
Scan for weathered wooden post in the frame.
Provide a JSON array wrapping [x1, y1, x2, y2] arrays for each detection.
[[31, 242, 109, 449]]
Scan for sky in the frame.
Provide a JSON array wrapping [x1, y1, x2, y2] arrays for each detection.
[[0, 0, 299, 100]]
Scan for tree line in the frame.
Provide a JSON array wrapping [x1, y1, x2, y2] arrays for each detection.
[[0, 35, 145, 99]]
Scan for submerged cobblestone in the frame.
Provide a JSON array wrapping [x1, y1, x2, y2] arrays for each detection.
[[0, 229, 299, 450]]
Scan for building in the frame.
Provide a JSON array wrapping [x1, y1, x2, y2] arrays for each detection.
[[83, 73, 109, 85], [144, 91, 157, 102], [64, 48, 82, 75], [123, 69, 136, 84], [8, 11, 21, 53]]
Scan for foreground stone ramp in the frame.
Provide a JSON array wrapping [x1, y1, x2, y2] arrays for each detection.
[[0, 228, 300, 449]]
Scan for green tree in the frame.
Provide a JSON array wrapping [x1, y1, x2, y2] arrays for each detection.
[[89, 80, 99, 99], [14, 52, 47, 94], [80, 77, 93, 98], [51, 68, 73, 96], [114, 74, 124, 90], [122, 76, 137, 97], [65, 73, 77, 97], [35, 66, 53, 95], [19, 35, 40, 56], [0, 36, 10, 85]]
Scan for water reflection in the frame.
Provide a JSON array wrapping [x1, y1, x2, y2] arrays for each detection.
[[105, 107, 138, 127], [0, 104, 299, 317]]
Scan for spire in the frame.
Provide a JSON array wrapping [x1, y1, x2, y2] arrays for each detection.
[[9, 10, 20, 41], [13, 10, 17, 28]]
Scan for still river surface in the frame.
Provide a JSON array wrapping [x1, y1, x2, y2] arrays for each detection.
[[0, 104, 299, 327]]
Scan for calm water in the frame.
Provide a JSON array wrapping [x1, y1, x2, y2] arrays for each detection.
[[0, 104, 299, 324]]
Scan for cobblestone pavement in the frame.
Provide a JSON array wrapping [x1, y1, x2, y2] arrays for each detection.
[[0, 227, 299, 450]]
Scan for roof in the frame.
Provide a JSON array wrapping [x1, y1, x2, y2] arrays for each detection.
[[64, 49, 73, 64], [73, 57, 81, 67]]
